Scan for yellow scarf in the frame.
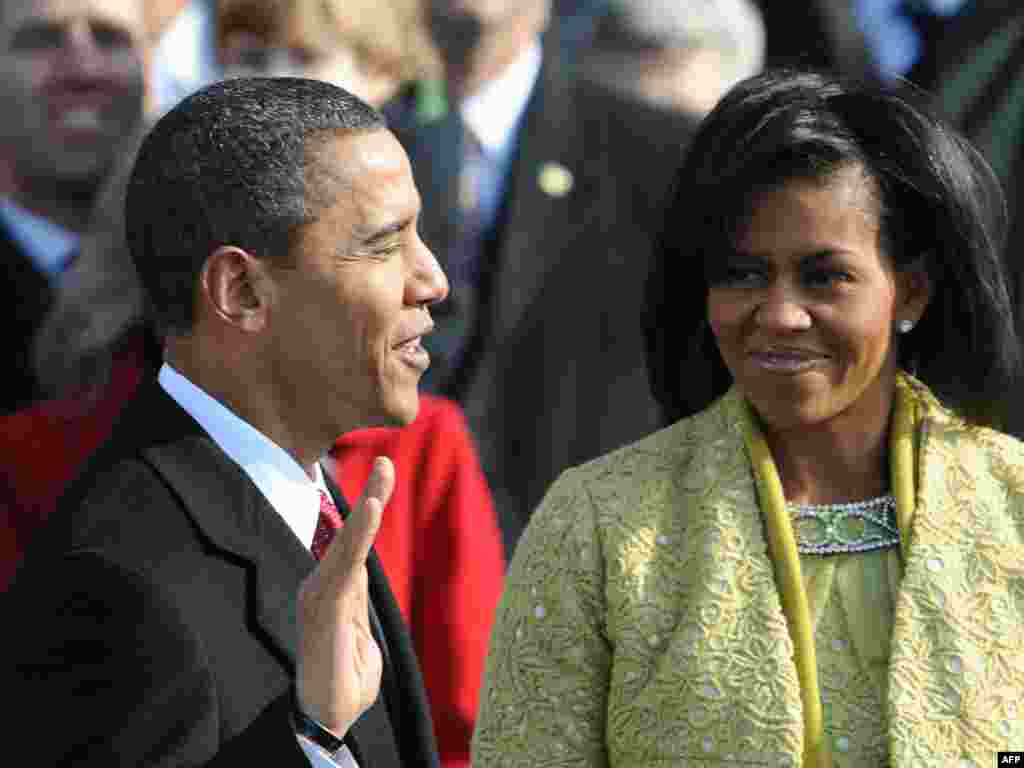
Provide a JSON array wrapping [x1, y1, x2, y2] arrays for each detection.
[[740, 373, 919, 768]]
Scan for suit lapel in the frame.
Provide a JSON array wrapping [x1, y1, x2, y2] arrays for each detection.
[[121, 383, 314, 670], [137, 387, 416, 765]]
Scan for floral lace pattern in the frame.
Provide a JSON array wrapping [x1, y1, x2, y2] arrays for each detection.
[[472, 378, 1024, 767]]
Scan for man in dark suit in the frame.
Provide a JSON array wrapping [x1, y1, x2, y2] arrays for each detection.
[[2, 77, 448, 767], [396, 0, 696, 555], [0, 0, 146, 412]]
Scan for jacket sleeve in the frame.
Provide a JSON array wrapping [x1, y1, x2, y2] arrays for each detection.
[[471, 468, 611, 768], [2, 551, 312, 767]]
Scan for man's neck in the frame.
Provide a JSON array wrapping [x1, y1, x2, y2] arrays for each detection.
[[164, 340, 325, 480]]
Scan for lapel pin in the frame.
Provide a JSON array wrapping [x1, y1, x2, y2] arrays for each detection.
[[538, 162, 573, 198]]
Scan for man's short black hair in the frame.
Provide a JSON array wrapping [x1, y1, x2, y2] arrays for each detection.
[[646, 68, 1022, 428], [125, 77, 386, 334]]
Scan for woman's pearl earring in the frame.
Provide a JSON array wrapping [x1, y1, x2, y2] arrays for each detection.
[[897, 320, 915, 334]]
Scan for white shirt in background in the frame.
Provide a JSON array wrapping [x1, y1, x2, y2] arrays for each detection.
[[0, 199, 78, 278], [459, 41, 543, 230]]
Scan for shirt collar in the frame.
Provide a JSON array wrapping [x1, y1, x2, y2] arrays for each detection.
[[0, 199, 78, 277], [158, 362, 330, 548], [460, 40, 542, 156]]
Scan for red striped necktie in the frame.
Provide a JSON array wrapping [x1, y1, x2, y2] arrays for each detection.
[[312, 490, 343, 560]]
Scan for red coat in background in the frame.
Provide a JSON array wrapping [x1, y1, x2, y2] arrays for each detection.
[[0, 339, 505, 768], [0, 333, 149, 589]]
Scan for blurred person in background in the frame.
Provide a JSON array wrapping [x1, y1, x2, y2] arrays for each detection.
[[148, 0, 442, 116], [579, 0, 765, 117], [216, 0, 440, 108], [551, 0, 612, 70], [0, 127, 154, 589], [925, 0, 1024, 436], [403, 0, 697, 558], [0, 0, 145, 413]]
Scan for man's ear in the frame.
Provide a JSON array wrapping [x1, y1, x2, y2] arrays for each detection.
[[898, 256, 933, 327], [199, 246, 272, 332]]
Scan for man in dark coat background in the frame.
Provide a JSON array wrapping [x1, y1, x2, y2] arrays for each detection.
[[392, 0, 697, 555], [2, 77, 448, 767]]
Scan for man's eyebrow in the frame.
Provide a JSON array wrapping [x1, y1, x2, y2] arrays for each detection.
[[359, 218, 412, 246]]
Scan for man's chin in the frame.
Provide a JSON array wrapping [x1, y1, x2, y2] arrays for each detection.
[[331, 388, 421, 436], [374, 391, 421, 430]]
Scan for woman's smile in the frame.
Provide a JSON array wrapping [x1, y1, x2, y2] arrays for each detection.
[[747, 345, 829, 374]]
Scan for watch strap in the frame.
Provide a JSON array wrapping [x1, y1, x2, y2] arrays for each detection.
[[292, 692, 345, 754]]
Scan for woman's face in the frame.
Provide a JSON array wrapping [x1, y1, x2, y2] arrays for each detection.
[[707, 165, 930, 434]]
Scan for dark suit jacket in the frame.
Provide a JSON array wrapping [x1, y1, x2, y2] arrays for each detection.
[[1, 379, 439, 767], [0, 222, 55, 414], [392, 50, 696, 555]]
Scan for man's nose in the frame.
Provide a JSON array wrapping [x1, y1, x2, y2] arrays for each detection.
[[408, 238, 450, 307], [62, 22, 104, 73]]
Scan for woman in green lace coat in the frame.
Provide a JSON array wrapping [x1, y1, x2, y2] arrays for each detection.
[[472, 69, 1024, 768]]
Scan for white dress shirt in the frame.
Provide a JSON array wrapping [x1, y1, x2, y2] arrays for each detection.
[[459, 41, 542, 230], [0, 198, 78, 278], [158, 362, 357, 768]]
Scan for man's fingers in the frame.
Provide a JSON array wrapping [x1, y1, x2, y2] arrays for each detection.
[[359, 455, 395, 510], [320, 456, 393, 581]]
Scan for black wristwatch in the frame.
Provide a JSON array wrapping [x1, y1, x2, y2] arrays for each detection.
[[292, 691, 345, 755]]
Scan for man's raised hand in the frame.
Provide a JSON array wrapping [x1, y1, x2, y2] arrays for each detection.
[[296, 456, 395, 738]]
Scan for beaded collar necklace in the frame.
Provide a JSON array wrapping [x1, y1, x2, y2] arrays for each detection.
[[788, 495, 900, 555]]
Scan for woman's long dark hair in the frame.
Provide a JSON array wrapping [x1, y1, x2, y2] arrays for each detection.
[[645, 68, 1021, 429]]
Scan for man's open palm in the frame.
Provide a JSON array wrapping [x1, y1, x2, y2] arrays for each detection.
[[296, 456, 394, 738]]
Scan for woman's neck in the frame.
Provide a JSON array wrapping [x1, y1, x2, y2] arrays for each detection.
[[761, 404, 893, 506]]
